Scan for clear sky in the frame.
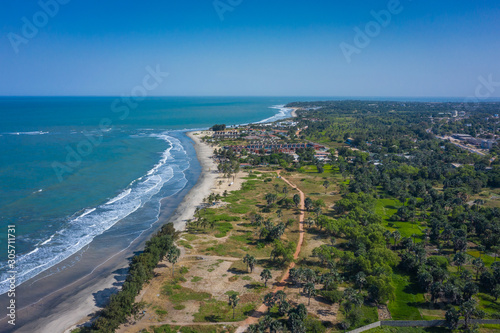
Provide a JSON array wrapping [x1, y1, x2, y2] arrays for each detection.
[[1, 0, 499, 97]]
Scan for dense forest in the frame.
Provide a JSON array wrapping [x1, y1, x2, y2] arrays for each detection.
[[284, 101, 500, 330]]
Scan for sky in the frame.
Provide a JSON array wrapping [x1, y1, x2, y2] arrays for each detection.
[[1, 0, 499, 97]]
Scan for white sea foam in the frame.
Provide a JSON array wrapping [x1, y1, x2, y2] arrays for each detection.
[[0, 133, 189, 295], [4, 131, 49, 135], [256, 105, 293, 124], [105, 189, 132, 205]]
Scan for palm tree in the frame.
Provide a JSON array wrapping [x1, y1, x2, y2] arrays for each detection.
[[261, 269, 272, 287], [243, 254, 256, 273], [303, 282, 316, 305], [228, 294, 239, 319], [392, 230, 401, 247], [473, 257, 485, 280], [383, 230, 392, 248]]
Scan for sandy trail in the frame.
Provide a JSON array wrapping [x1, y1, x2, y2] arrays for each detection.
[[235, 170, 305, 332]]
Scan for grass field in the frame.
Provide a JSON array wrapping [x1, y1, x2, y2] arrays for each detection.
[[375, 197, 425, 239], [388, 272, 424, 320], [193, 299, 255, 322]]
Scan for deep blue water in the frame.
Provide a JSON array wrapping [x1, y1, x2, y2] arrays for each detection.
[[0, 96, 299, 294]]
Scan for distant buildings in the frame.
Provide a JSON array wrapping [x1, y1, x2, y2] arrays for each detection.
[[452, 133, 496, 150], [481, 140, 496, 149], [452, 134, 473, 141], [213, 131, 239, 139]]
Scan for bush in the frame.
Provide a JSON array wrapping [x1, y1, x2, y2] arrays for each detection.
[[427, 255, 449, 269], [304, 318, 327, 333], [91, 224, 178, 332], [319, 290, 343, 304]]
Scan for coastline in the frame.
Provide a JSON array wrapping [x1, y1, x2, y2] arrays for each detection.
[[61, 131, 220, 332], [4, 105, 285, 333], [168, 131, 219, 231], [0, 130, 220, 333]]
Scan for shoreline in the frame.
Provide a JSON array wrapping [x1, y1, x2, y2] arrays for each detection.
[[0, 131, 219, 333], [61, 131, 220, 332], [167, 131, 219, 232], [5, 107, 283, 332]]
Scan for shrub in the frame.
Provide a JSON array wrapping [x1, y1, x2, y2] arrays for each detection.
[[304, 318, 327, 333], [319, 290, 343, 304], [427, 255, 449, 269]]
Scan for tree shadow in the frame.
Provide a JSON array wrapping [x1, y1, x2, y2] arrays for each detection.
[[228, 268, 248, 275], [93, 287, 119, 308], [244, 283, 264, 290], [205, 314, 223, 322]]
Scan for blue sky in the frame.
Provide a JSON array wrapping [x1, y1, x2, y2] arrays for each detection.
[[1, 0, 499, 97]]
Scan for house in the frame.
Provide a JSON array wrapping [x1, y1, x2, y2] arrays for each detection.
[[452, 134, 473, 141], [213, 131, 239, 139], [481, 140, 496, 149]]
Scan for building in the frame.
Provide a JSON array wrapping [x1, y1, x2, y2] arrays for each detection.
[[452, 134, 473, 141], [213, 131, 239, 139], [481, 140, 496, 149]]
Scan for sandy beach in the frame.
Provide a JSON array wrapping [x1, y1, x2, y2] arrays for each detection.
[[0, 131, 226, 333], [167, 131, 219, 231], [290, 107, 299, 117], [60, 131, 224, 332]]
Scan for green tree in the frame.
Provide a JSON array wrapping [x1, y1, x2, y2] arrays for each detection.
[[492, 284, 500, 301], [323, 180, 330, 194], [261, 269, 272, 287], [366, 275, 395, 304], [303, 282, 317, 305], [228, 294, 239, 319], [473, 257, 485, 281], [445, 307, 460, 330], [293, 194, 301, 208], [392, 230, 401, 247], [305, 197, 313, 211], [243, 254, 256, 273], [167, 246, 180, 277]]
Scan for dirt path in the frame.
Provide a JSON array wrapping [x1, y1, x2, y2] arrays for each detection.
[[235, 171, 305, 332]]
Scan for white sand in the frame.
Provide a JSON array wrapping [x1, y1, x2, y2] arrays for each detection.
[[169, 131, 219, 230]]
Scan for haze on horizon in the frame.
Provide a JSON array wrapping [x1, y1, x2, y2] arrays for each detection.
[[1, 0, 499, 98]]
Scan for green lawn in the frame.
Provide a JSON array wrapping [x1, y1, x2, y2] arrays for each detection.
[[467, 250, 497, 267], [375, 197, 424, 239], [193, 299, 255, 322], [388, 272, 424, 320], [477, 292, 500, 319]]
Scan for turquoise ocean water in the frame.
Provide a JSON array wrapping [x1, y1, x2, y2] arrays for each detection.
[[0, 96, 301, 295]]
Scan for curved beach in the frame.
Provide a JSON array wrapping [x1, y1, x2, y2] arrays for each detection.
[[0, 132, 219, 333]]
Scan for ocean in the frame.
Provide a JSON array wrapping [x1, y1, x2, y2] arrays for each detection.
[[0, 96, 300, 295]]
